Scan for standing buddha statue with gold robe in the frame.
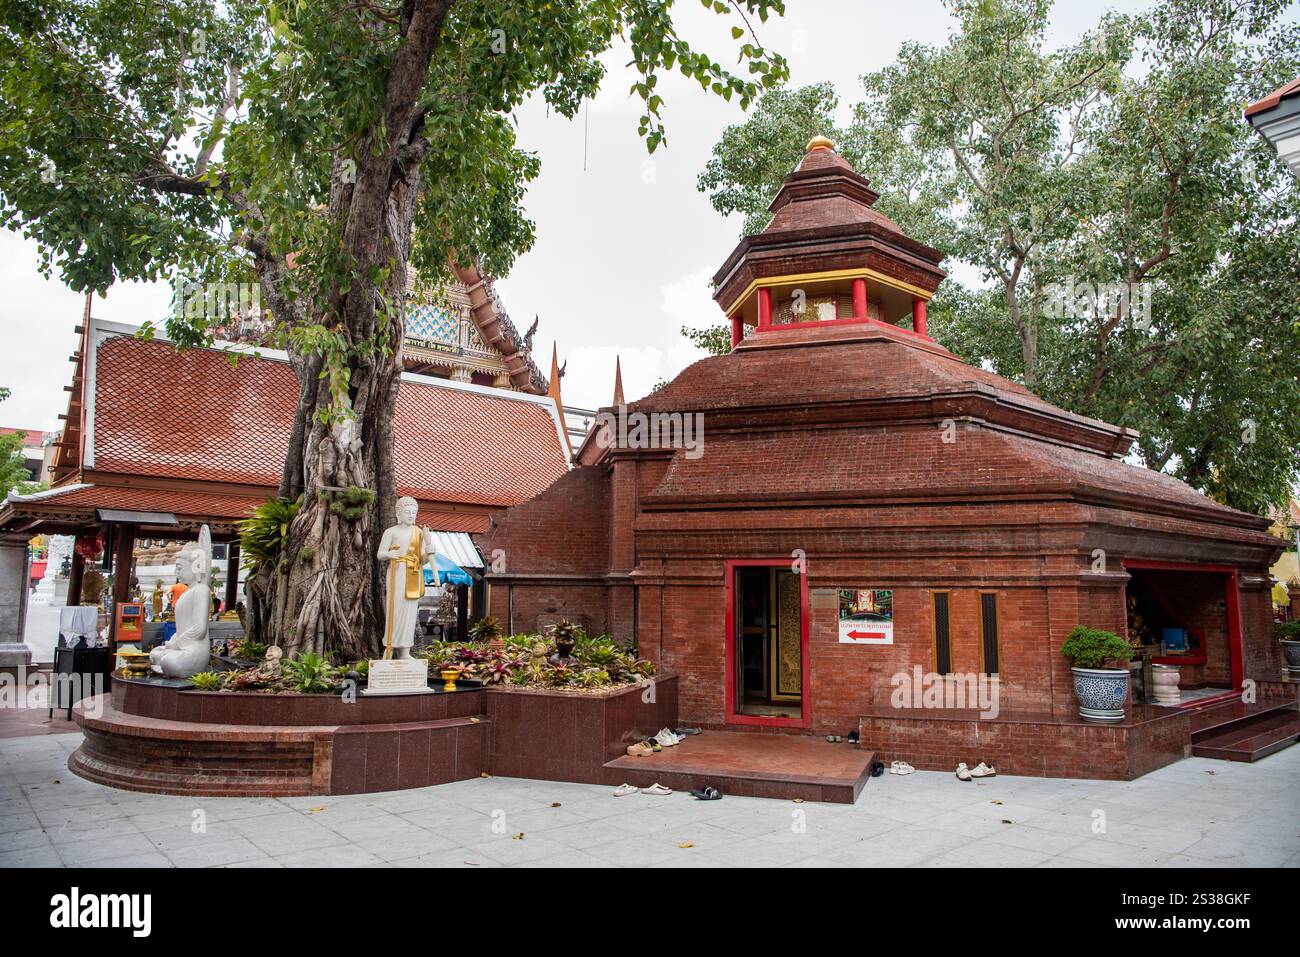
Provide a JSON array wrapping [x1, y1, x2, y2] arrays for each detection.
[[376, 496, 436, 659]]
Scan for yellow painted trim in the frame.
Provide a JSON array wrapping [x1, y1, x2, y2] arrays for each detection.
[[722, 266, 934, 316]]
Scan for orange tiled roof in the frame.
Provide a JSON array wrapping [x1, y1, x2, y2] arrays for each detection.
[[1245, 77, 1300, 118], [9, 484, 264, 520], [4, 482, 494, 533], [88, 334, 567, 508]]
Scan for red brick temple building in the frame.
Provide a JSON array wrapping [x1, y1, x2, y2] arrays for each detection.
[[480, 137, 1295, 779]]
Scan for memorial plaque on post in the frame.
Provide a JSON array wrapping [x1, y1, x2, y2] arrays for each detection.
[[364, 657, 434, 695]]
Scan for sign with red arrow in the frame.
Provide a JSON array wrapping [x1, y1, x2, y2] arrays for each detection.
[[838, 588, 894, 644]]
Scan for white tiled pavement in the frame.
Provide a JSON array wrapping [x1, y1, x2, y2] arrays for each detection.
[[2, 732, 1298, 868]]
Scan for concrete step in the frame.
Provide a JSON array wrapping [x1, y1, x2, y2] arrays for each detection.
[[604, 730, 875, 803], [1190, 702, 1300, 762]]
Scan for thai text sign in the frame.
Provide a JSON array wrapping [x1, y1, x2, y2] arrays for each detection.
[[838, 589, 893, 644]]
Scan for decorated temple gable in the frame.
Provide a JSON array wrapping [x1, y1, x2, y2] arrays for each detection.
[[403, 265, 549, 394]]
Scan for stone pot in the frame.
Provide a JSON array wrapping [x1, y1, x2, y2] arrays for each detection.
[[1282, 639, 1300, 672], [1071, 666, 1129, 723], [1151, 664, 1181, 706]]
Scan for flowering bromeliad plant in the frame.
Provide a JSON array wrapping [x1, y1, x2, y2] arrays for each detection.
[[419, 633, 655, 691]]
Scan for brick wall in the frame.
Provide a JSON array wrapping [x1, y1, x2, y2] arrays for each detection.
[[474, 336, 1282, 778]]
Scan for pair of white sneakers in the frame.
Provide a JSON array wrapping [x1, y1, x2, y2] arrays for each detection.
[[653, 728, 683, 747], [613, 782, 671, 796], [955, 761, 997, 781]]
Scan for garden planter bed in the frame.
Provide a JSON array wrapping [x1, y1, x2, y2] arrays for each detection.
[[69, 673, 678, 797], [111, 674, 484, 725], [482, 674, 678, 785]]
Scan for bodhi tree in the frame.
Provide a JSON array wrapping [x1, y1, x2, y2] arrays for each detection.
[[0, 0, 788, 657], [695, 0, 1300, 514]]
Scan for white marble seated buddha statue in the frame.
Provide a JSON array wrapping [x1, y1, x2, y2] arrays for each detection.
[[149, 526, 214, 678]]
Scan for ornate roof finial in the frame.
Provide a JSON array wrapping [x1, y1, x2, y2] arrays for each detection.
[[612, 355, 625, 406], [806, 135, 836, 152], [547, 344, 573, 460]]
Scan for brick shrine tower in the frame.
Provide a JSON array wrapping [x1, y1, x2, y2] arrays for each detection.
[[477, 138, 1289, 779], [716, 136, 945, 346]]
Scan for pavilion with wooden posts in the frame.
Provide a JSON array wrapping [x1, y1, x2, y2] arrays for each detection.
[[0, 296, 572, 664]]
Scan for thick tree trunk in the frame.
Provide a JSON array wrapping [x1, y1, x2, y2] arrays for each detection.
[[241, 0, 450, 662]]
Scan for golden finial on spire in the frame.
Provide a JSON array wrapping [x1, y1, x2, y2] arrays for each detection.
[[806, 135, 836, 152]]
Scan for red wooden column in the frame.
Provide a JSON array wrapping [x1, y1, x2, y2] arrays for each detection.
[[912, 298, 928, 337], [852, 277, 867, 320], [730, 312, 744, 348], [757, 287, 773, 329], [67, 548, 85, 606]]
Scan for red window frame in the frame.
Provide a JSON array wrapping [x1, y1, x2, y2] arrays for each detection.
[[723, 558, 812, 729], [1121, 559, 1244, 698]]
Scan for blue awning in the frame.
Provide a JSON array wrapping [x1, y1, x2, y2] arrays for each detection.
[[424, 552, 473, 587]]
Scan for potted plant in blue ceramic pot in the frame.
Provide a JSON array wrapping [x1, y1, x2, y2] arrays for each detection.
[[1062, 626, 1134, 723], [1277, 621, 1300, 673]]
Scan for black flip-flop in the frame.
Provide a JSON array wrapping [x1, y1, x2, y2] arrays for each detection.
[[674, 727, 703, 736], [870, 760, 885, 777], [689, 786, 722, 800]]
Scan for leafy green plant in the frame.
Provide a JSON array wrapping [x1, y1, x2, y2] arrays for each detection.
[[469, 616, 504, 643], [414, 637, 647, 692], [545, 664, 575, 687], [577, 638, 621, 668], [316, 485, 375, 521], [1062, 627, 1133, 669], [222, 667, 277, 692], [1276, 621, 1300, 642], [189, 671, 223, 691], [239, 498, 302, 569], [575, 668, 611, 689], [231, 638, 268, 662], [549, 619, 581, 644], [505, 632, 540, 651], [281, 652, 340, 694]]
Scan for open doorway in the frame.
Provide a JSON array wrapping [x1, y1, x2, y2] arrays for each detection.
[[724, 561, 809, 727], [1124, 561, 1242, 706]]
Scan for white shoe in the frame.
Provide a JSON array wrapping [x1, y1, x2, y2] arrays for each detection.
[[955, 762, 973, 781], [654, 728, 681, 747], [889, 761, 915, 775], [641, 783, 673, 795], [613, 783, 639, 797], [969, 762, 997, 779]]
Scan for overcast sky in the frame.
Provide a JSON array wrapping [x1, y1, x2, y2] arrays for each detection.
[[0, 0, 1245, 429]]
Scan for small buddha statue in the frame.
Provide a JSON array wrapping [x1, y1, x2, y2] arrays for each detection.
[[376, 496, 435, 660], [149, 527, 214, 678]]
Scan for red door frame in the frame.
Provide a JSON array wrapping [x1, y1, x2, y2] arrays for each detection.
[[1121, 560, 1244, 697], [723, 559, 812, 729]]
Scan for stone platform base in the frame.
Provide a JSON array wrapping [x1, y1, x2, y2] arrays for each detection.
[[857, 705, 1192, 780], [605, 730, 875, 803], [69, 678, 489, 797], [67, 674, 681, 799]]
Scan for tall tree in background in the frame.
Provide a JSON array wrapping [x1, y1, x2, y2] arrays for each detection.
[[697, 0, 1300, 514], [0, 0, 788, 657], [0, 388, 45, 495]]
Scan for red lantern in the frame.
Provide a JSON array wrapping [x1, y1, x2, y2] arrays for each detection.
[[74, 531, 104, 561]]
